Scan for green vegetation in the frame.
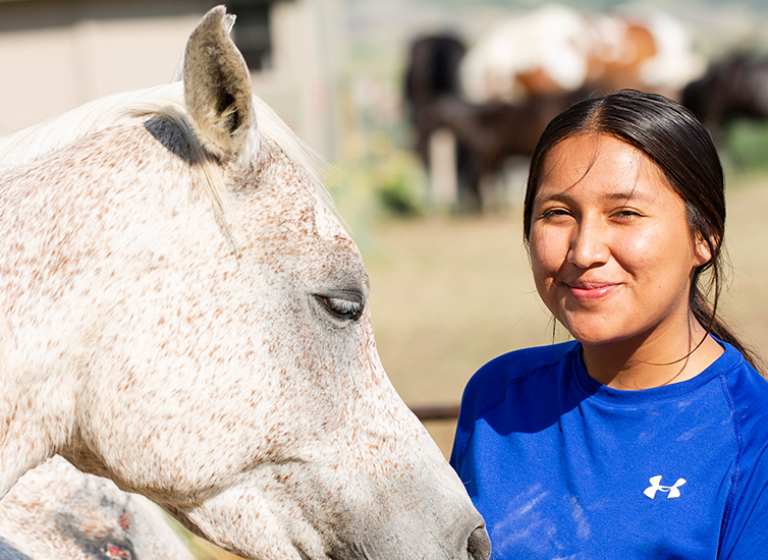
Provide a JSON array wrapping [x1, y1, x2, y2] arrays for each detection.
[[725, 120, 768, 172]]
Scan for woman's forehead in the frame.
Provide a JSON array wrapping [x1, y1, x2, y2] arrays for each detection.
[[536, 132, 671, 201]]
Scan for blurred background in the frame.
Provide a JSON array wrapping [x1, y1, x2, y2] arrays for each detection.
[[3, 0, 768, 554]]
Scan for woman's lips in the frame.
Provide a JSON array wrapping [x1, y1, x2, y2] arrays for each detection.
[[564, 281, 620, 301]]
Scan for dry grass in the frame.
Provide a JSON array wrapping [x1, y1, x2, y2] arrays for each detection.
[[716, 173, 768, 361]]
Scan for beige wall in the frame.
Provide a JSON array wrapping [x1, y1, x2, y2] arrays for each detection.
[[251, 0, 345, 159], [0, 0, 344, 158]]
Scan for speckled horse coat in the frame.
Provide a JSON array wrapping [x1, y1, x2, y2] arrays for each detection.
[[0, 6, 490, 560], [0, 457, 195, 560]]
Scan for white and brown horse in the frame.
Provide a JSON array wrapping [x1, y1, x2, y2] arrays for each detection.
[[0, 7, 489, 560], [459, 4, 704, 104]]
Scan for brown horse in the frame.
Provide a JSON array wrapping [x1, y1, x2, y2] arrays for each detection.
[[682, 52, 768, 135]]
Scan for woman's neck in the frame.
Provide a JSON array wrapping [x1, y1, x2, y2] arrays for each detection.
[[580, 318, 724, 390]]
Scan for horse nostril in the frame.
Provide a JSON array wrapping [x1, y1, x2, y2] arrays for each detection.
[[467, 525, 491, 560]]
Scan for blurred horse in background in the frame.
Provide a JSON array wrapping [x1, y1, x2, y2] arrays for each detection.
[[404, 4, 705, 211], [406, 85, 592, 211], [405, 34, 467, 168], [682, 52, 768, 138], [459, 3, 703, 104]]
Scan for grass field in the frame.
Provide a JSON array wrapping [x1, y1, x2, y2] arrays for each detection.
[[361, 170, 768, 456]]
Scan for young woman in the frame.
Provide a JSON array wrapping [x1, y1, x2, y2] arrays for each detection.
[[451, 90, 768, 559]]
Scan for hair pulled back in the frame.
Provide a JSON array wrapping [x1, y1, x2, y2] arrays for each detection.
[[523, 89, 761, 372]]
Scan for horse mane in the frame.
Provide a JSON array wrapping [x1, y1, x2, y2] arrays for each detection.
[[0, 82, 343, 255], [0, 85, 179, 170], [0, 82, 338, 244]]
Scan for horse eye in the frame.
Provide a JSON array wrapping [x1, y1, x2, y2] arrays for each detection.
[[317, 295, 364, 322]]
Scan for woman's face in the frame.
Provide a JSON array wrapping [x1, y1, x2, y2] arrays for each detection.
[[528, 132, 711, 348]]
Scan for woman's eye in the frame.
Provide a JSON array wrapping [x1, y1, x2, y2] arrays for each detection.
[[318, 295, 364, 321], [541, 208, 570, 220], [613, 209, 642, 221]]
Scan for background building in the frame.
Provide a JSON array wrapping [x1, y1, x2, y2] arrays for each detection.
[[0, 0, 345, 159]]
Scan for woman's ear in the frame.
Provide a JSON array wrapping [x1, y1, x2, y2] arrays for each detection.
[[693, 233, 714, 268]]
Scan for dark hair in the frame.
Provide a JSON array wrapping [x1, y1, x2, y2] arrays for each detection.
[[523, 89, 763, 373]]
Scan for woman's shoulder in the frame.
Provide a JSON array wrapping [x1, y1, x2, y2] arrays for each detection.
[[719, 342, 768, 400], [465, 340, 578, 394], [455, 341, 580, 446], [716, 342, 768, 436]]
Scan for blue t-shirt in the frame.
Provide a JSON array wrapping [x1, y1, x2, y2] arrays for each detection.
[[451, 340, 768, 559]]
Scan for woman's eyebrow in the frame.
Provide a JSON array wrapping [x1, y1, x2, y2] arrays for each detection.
[[604, 189, 650, 202], [533, 190, 573, 204], [535, 188, 650, 204]]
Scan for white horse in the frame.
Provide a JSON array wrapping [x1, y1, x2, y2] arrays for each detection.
[[0, 456, 196, 559], [0, 6, 490, 560]]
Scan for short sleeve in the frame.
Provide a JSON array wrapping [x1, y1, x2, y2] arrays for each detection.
[[720, 443, 768, 559]]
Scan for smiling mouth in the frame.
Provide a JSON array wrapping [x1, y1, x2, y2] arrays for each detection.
[[563, 281, 620, 301]]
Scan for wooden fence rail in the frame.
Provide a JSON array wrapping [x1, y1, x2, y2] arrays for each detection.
[[410, 404, 461, 422]]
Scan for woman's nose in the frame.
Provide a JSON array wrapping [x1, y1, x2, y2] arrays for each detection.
[[567, 221, 609, 269]]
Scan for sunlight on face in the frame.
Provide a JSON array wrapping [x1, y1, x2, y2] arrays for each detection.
[[528, 133, 711, 349]]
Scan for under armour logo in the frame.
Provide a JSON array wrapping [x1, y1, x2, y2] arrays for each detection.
[[644, 475, 686, 499]]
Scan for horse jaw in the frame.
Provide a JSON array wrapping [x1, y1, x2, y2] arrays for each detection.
[[0, 347, 74, 500], [1, 236, 77, 500], [160, 367, 489, 560]]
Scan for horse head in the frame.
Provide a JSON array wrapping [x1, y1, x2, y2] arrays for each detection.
[[0, 6, 489, 560]]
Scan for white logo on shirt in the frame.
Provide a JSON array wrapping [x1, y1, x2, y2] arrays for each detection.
[[644, 475, 686, 499]]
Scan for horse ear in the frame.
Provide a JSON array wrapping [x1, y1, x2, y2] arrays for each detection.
[[183, 6, 255, 162]]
